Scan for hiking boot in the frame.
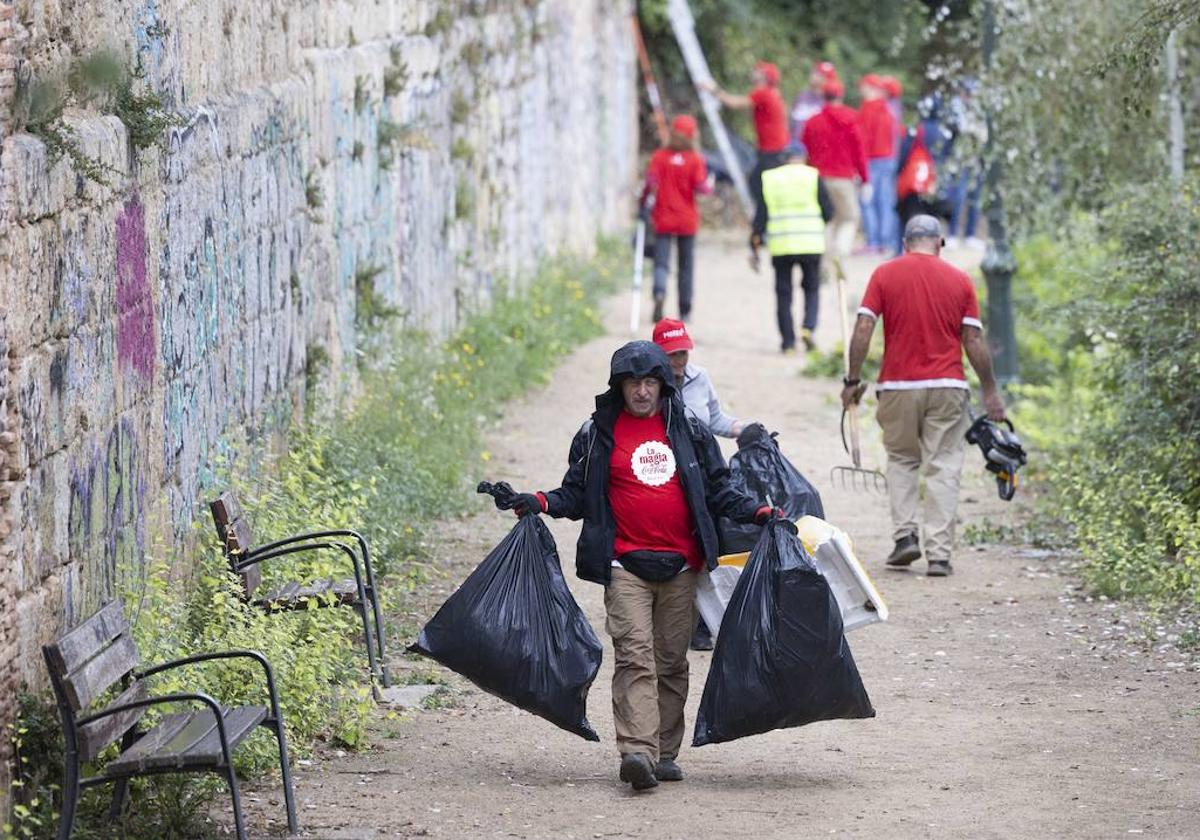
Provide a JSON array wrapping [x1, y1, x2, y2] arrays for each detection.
[[652, 295, 665, 323], [885, 534, 922, 568], [801, 328, 817, 352], [690, 620, 714, 651], [619, 754, 658, 791], [654, 758, 684, 782], [927, 559, 954, 577]]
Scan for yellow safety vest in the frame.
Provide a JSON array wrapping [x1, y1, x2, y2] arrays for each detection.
[[761, 164, 825, 257]]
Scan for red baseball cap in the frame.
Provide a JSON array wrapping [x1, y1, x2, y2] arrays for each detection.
[[815, 61, 837, 79], [822, 78, 845, 99], [671, 114, 697, 139], [652, 318, 694, 354], [755, 61, 780, 86], [861, 73, 884, 89], [881, 75, 903, 98]]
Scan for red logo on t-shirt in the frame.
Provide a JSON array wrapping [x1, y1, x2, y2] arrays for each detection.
[[631, 441, 676, 487]]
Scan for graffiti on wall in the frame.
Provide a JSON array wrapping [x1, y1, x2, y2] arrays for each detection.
[[116, 198, 156, 381]]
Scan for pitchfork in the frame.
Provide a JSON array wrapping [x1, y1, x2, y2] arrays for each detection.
[[829, 257, 887, 495]]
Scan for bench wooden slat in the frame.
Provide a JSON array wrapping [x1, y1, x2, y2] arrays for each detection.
[[45, 601, 129, 676], [225, 518, 255, 555], [105, 706, 266, 775], [62, 634, 140, 711], [239, 560, 263, 597], [78, 680, 149, 762], [208, 492, 245, 526]]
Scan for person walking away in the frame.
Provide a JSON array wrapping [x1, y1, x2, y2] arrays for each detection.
[[790, 60, 838, 141], [801, 77, 869, 277], [752, 142, 831, 352], [881, 75, 904, 129], [703, 61, 790, 205], [857, 74, 899, 254], [642, 115, 712, 322], [840, 215, 1006, 577], [895, 124, 950, 250], [504, 342, 781, 790], [651, 318, 750, 650]]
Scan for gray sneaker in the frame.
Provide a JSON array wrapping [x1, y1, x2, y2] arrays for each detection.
[[619, 754, 658, 791], [885, 534, 921, 568], [654, 758, 684, 782], [927, 559, 954, 577]]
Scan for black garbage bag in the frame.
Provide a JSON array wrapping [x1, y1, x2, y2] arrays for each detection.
[[719, 424, 824, 554], [408, 512, 603, 741], [693, 519, 874, 747]]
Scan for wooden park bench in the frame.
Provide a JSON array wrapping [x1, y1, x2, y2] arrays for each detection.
[[208, 490, 392, 690], [42, 600, 298, 840]]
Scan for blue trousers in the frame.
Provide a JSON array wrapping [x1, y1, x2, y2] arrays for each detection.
[[862, 157, 898, 249]]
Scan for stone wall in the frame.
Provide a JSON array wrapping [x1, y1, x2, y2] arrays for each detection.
[[0, 0, 636, 801]]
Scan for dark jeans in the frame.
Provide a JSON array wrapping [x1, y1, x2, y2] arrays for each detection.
[[653, 234, 696, 317], [773, 254, 822, 349]]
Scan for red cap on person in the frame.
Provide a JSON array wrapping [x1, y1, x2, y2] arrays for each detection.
[[881, 75, 903, 98], [652, 318, 694, 354], [815, 61, 837, 80], [755, 61, 780, 86], [861, 73, 884, 89], [822, 78, 845, 99], [671, 114, 697, 139]]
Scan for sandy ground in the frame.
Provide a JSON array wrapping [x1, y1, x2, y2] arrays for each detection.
[[240, 232, 1200, 840]]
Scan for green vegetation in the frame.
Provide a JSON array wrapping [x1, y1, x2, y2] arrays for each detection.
[[384, 49, 409, 98], [4, 240, 623, 838], [354, 74, 371, 112], [354, 262, 404, 336], [450, 91, 471, 126], [424, 7, 455, 39]]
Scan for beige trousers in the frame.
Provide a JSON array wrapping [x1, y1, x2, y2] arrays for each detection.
[[604, 566, 699, 761], [823, 177, 861, 271], [876, 388, 970, 561]]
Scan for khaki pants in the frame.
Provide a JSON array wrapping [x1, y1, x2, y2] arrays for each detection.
[[876, 388, 970, 561], [604, 567, 698, 761], [823, 177, 861, 274]]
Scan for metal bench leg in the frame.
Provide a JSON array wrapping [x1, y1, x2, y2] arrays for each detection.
[[367, 591, 391, 688], [57, 754, 80, 840], [355, 602, 383, 695], [225, 765, 248, 840], [271, 718, 299, 834]]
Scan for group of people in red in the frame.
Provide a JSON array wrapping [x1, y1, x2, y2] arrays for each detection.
[[642, 58, 942, 332]]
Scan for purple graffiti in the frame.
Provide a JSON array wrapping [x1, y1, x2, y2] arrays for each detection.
[[116, 198, 156, 379]]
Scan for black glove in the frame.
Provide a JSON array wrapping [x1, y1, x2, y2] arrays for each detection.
[[511, 493, 544, 517], [754, 505, 787, 525]]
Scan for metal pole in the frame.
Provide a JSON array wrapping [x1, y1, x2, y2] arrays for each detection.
[[979, 0, 1019, 385], [1167, 29, 1185, 184], [632, 13, 670, 146]]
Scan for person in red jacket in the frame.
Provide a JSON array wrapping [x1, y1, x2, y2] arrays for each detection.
[[641, 115, 713, 322], [801, 77, 869, 275], [857, 74, 899, 253]]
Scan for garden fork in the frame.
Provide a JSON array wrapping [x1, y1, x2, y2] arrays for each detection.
[[829, 257, 887, 495]]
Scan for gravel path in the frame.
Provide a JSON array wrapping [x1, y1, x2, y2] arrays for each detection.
[[243, 232, 1200, 840]]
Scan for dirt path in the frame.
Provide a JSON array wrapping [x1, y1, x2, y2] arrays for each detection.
[[246, 232, 1200, 840]]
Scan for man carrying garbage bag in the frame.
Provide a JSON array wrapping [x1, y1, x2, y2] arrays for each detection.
[[503, 341, 782, 791]]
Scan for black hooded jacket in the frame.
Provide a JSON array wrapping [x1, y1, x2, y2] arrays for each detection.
[[542, 341, 762, 586]]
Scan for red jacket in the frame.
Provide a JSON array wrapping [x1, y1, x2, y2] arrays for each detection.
[[644, 147, 709, 236], [858, 98, 896, 160], [801, 104, 869, 182]]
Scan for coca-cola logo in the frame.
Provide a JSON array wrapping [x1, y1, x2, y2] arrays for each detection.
[[630, 440, 676, 487]]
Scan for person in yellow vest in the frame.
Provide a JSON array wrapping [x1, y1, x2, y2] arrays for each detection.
[[751, 142, 832, 353]]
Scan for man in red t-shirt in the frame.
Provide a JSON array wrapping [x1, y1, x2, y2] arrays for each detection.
[[642, 115, 713, 322], [802, 78, 869, 273], [840, 216, 1006, 576], [704, 61, 790, 209], [503, 342, 776, 790], [857, 74, 898, 253]]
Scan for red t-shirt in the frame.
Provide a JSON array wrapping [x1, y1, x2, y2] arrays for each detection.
[[859, 253, 982, 388], [609, 411, 703, 570], [646, 148, 708, 236], [750, 85, 789, 153], [801, 104, 870, 181], [858, 99, 896, 160]]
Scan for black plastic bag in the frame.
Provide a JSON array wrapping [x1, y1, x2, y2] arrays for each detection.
[[693, 519, 874, 747], [409, 514, 603, 741], [719, 425, 824, 554]]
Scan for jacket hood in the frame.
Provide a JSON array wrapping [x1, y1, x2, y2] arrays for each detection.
[[825, 102, 860, 128], [597, 341, 678, 408]]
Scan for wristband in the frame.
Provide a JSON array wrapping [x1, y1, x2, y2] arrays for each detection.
[[842, 377, 861, 387]]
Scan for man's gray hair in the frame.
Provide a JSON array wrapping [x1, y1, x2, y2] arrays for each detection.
[[903, 214, 944, 242]]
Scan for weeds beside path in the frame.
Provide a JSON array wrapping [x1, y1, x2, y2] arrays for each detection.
[[244, 232, 1200, 840]]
